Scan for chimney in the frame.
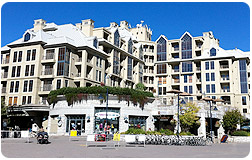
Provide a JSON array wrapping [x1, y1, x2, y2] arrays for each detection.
[[81, 19, 94, 37], [120, 20, 129, 29], [110, 22, 118, 28], [33, 19, 46, 32]]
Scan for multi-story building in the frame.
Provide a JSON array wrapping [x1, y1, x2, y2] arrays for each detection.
[[154, 31, 250, 119], [1, 18, 250, 130]]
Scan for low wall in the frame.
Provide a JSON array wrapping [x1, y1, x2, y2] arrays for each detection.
[[228, 136, 250, 143]]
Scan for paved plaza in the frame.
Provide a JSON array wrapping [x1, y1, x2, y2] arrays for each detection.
[[1, 136, 250, 158]]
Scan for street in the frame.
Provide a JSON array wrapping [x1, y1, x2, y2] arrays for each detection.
[[1, 136, 250, 158]]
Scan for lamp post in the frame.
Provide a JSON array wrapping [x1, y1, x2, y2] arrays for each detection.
[[103, 74, 111, 141], [167, 90, 191, 137], [201, 97, 224, 142]]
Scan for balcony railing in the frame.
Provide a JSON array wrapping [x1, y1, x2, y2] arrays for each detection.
[[76, 58, 82, 62], [196, 67, 201, 71], [1, 58, 9, 64], [1, 87, 6, 93], [41, 84, 52, 91], [222, 89, 230, 93], [196, 79, 201, 82], [173, 69, 179, 73], [221, 77, 230, 81], [76, 73, 81, 77], [220, 65, 229, 69], [43, 53, 55, 60], [1, 72, 8, 78], [173, 79, 180, 83], [41, 69, 53, 75]]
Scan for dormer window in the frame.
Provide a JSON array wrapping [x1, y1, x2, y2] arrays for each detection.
[[24, 33, 31, 42], [210, 48, 216, 56]]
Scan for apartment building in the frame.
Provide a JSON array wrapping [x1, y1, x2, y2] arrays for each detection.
[[1, 19, 144, 128], [154, 31, 250, 118], [1, 18, 250, 129]]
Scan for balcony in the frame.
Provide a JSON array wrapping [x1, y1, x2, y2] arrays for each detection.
[[38, 84, 52, 95], [41, 53, 55, 63], [221, 89, 230, 93], [220, 65, 229, 70], [196, 67, 201, 71], [75, 58, 82, 65], [41, 69, 54, 78], [171, 47, 179, 53], [171, 69, 179, 74], [196, 79, 201, 83], [172, 79, 180, 83], [1, 58, 9, 65], [1, 72, 8, 79], [220, 77, 230, 83]]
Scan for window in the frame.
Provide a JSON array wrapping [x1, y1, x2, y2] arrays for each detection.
[[242, 96, 246, 105], [211, 61, 214, 69], [158, 77, 162, 85], [243, 108, 247, 113], [58, 48, 65, 61], [206, 73, 210, 81], [26, 50, 31, 61], [163, 77, 166, 84], [211, 84, 215, 93], [99, 71, 101, 82], [96, 57, 99, 67], [27, 96, 32, 104], [189, 86, 193, 94], [15, 81, 19, 92], [189, 97, 193, 102], [24, 33, 31, 42], [211, 73, 215, 81], [29, 80, 33, 92], [30, 65, 35, 76], [206, 84, 210, 93], [239, 60, 248, 93], [57, 80, 61, 89], [184, 75, 188, 83], [93, 38, 98, 48], [100, 57, 102, 68], [158, 87, 162, 95], [182, 62, 192, 72], [10, 81, 14, 93], [189, 75, 192, 83], [13, 51, 17, 62], [57, 62, 64, 76], [32, 49, 36, 60], [25, 65, 29, 76], [22, 96, 26, 105], [113, 50, 120, 75], [157, 64, 167, 74], [13, 97, 18, 106], [210, 48, 216, 56], [157, 37, 167, 61], [184, 86, 188, 93], [128, 39, 133, 54], [18, 51, 22, 62], [114, 30, 120, 47], [96, 70, 98, 81], [23, 81, 28, 92], [181, 34, 192, 59], [11, 66, 16, 77], [65, 80, 68, 87], [16, 66, 21, 77], [8, 97, 13, 106], [205, 62, 209, 70], [127, 57, 133, 79], [163, 87, 166, 95]]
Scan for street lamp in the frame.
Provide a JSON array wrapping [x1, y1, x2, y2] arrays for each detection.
[[167, 89, 191, 137], [103, 74, 111, 141], [201, 97, 224, 142]]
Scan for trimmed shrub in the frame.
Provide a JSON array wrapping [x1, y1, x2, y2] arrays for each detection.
[[231, 130, 250, 136], [179, 131, 193, 136]]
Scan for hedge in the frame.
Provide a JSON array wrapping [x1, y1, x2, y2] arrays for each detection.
[[231, 130, 250, 136], [48, 86, 154, 109]]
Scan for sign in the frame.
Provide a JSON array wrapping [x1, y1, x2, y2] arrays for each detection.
[[158, 111, 168, 115], [113, 133, 120, 141], [70, 130, 77, 137], [95, 112, 120, 119]]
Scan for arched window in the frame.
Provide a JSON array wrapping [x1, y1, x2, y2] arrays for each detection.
[[114, 30, 120, 47], [157, 37, 167, 61], [210, 48, 216, 56], [24, 33, 31, 42], [181, 33, 192, 59]]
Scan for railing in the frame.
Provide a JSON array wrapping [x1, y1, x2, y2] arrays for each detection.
[[196, 90, 201, 94], [1, 87, 6, 93], [41, 84, 52, 91], [221, 89, 230, 93], [87, 58, 92, 63], [196, 67, 201, 71], [41, 69, 53, 75], [173, 47, 179, 51], [76, 73, 81, 77], [220, 65, 229, 69], [221, 77, 230, 81], [86, 74, 91, 79], [43, 53, 55, 60], [196, 79, 201, 82], [1, 58, 9, 64], [173, 79, 180, 83], [173, 69, 179, 73], [1, 72, 8, 78], [76, 58, 82, 62]]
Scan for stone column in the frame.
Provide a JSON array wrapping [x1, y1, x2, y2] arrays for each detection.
[[198, 112, 206, 138]]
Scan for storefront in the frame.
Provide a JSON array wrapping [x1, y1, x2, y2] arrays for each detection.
[[66, 115, 85, 135], [94, 108, 120, 134], [129, 116, 148, 131], [153, 115, 174, 131]]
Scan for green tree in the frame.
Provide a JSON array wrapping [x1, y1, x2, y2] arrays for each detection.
[[135, 83, 146, 91], [179, 102, 200, 132], [222, 109, 244, 134], [1, 97, 7, 116]]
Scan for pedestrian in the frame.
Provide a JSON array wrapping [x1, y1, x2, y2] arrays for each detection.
[[111, 124, 114, 134]]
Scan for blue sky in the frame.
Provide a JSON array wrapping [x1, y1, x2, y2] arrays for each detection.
[[1, 2, 250, 51]]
